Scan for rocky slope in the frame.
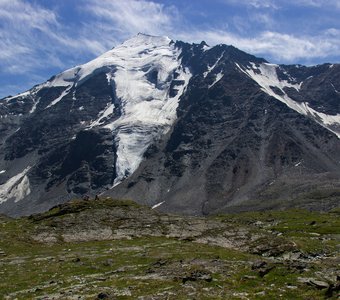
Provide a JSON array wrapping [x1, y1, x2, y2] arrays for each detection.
[[0, 34, 340, 216], [0, 198, 339, 299]]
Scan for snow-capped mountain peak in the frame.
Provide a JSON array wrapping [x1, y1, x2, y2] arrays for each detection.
[[1, 35, 340, 217], [45, 33, 191, 184]]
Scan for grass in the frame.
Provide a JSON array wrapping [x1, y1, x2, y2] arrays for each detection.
[[0, 200, 339, 299]]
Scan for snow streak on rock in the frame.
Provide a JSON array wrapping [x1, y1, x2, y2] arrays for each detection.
[[152, 201, 165, 209], [203, 51, 225, 78], [209, 72, 224, 88], [236, 62, 340, 138]]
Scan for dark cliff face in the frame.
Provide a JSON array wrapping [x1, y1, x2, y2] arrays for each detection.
[[0, 35, 340, 216]]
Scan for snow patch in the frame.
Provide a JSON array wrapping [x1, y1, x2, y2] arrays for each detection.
[[0, 167, 31, 204], [0, 170, 6, 174], [202, 44, 210, 51], [89, 103, 114, 128], [209, 72, 224, 88], [152, 201, 165, 209], [45, 86, 72, 109], [203, 51, 224, 78], [330, 82, 340, 94], [5, 91, 31, 103], [236, 62, 340, 138], [248, 62, 301, 91], [29, 98, 40, 114]]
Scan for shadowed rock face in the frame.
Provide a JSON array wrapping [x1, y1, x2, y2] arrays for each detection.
[[1, 35, 340, 216]]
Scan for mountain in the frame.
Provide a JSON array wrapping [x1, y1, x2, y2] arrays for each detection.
[[1, 33, 340, 217]]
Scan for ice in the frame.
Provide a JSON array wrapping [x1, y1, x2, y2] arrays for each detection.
[[236, 62, 340, 138], [87, 34, 193, 185], [110, 64, 192, 185], [0, 167, 31, 204], [209, 71, 224, 88]]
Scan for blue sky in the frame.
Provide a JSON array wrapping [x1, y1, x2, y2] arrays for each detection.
[[1, 0, 340, 98]]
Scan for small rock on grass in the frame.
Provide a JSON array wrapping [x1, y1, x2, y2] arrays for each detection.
[[299, 277, 329, 289], [251, 261, 275, 277], [180, 270, 213, 284], [308, 279, 329, 289], [96, 292, 116, 299], [103, 258, 114, 267]]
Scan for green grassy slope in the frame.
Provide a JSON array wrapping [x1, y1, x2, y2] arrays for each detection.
[[0, 199, 339, 299]]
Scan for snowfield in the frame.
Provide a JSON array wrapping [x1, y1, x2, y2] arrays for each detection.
[[236, 62, 340, 138], [0, 167, 31, 204]]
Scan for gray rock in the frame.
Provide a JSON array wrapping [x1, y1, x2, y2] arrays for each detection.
[[308, 279, 329, 289], [180, 270, 213, 283]]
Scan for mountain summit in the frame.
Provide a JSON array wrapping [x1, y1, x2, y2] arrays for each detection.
[[1, 34, 340, 216]]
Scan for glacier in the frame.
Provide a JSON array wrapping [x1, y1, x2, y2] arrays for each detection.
[[26, 33, 192, 186], [102, 34, 192, 185]]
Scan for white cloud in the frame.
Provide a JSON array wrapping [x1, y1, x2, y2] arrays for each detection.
[[82, 0, 179, 40], [289, 0, 340, 8], [221, 0, 278, 9], [1, 0, 340, 98], [248, 0, 277, 9], [0, 0, 117, 75], [79, 0, 340, 63], [223, 0, 340, 9], [177, 28, 340, 62]]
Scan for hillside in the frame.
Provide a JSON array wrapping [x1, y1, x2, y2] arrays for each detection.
[[0, 198, 339, 299]]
